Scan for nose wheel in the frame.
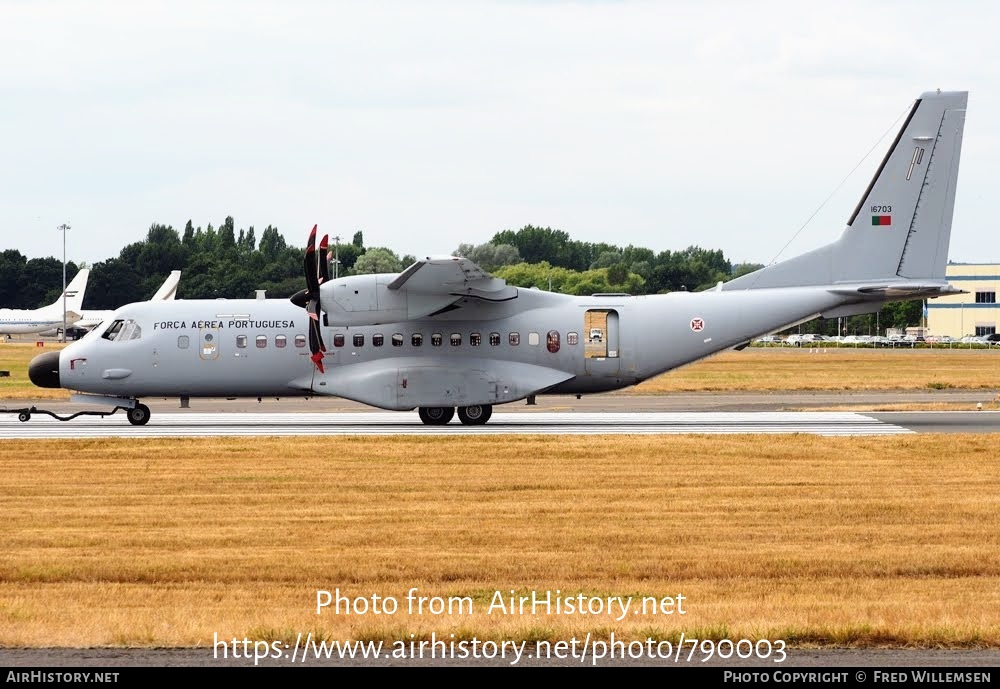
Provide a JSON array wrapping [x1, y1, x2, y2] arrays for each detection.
[[127, 403, 151, 426], [457, 404, 492, 425]]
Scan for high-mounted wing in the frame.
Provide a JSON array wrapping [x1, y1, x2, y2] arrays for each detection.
[[387, 256, 518, 302], [317, 254, 519, 327]]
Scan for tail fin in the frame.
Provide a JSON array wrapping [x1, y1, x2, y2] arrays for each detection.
[[724, 90, 967, 290], [50, 268, 89, 312], [150, 270, 181, 301]]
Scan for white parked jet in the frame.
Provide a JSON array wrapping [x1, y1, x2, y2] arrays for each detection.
[[68, 270, 182, 333], [0, 269, 89, 336], [28, 90, 968, 426]]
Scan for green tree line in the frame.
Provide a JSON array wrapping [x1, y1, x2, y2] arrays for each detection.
[[0, 219, 925, 332]]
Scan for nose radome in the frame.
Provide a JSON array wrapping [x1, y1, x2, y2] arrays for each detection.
[[28, 351, 61, 389]]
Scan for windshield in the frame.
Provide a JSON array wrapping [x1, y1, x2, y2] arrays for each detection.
[[100, 319, 142, 342]]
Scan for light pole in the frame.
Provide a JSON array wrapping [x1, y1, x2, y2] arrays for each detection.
[[332, 235, 341, 279], [57, 223, 71, 342]]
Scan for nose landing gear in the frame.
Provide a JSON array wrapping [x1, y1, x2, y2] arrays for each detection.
[[127, 403, 151, 426]]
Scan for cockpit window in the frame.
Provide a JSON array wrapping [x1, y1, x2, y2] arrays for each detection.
[[102, 320, 124, 341], [101, 319, 141, 342], [119, 320, 142, 341]]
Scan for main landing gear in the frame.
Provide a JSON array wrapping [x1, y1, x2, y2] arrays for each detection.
[[418, 406, 454, 425], [417, 405, 493, 426]]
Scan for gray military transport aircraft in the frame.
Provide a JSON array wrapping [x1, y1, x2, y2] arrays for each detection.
[[26, 90, 968, 426]]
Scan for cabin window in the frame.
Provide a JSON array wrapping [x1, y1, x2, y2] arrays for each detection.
[[177, 335, 190, 349], [547, 330, 560, 353], [431, 333, 443, 346], [256, 335, 267, 349], [450, 333, 462, 346], [489, 332, 500, 346], [236, 335, 248, 348], [275, 335, 287, 348], [294, 334, 307, 348], [373, 333, 384, 347], [509, 332, 520, 346], [392, 333, 404, 347], [353, 334, 364, 347], [412, 333, 423, 347], [470, 333, 482, 346], [333, 334, 345, 348], [567, 331, 579, 345], [528, 332, 540, 346]]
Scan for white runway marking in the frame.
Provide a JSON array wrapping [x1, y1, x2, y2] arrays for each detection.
[[0, 411, 913, 438]]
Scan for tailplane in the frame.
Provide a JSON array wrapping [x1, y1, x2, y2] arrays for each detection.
[[724, 90, 967, 290]]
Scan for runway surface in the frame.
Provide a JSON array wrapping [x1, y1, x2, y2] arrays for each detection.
[[2, 409, 989, 438], [3, 392, 999, 437]]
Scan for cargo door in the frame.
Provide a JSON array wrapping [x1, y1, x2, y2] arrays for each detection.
[[584, 309, 620, 375]]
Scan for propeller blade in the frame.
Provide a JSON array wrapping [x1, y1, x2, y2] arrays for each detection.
[[308, 313, 326, 373], [304, 225, 319, 297], [307, 301, 326, 348], [318, 234, 330, 284], [310, 351, 325, 374], [299, 224, 327, 372]]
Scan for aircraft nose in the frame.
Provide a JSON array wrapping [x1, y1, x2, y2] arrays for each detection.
[[28, 351, 61, 389]]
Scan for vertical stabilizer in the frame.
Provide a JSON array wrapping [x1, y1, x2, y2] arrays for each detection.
[[52, 268, 89, 312], [724, 90, 967, 290], [150, 270, 181, 301]]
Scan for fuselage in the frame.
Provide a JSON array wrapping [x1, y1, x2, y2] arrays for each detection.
[[45, 284, 849, 410], [0, 307, 74, 335]]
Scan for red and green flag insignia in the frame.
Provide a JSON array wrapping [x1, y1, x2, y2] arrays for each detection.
[[871, 215, 891, 226]]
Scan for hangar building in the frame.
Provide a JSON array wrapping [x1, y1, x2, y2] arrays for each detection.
[[927, 263, 999, 338]]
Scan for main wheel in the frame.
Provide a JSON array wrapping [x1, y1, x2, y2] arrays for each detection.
[[418, 406, 455, 425], [457, 404, 492, 425], [127, 403, 151, 426], [18, 411, 30, 422]]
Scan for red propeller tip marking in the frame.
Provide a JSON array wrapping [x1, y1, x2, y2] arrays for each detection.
[[311, 351, 325, 373]]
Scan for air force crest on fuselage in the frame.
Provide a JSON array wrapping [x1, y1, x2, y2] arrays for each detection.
[[690, 317, 705, 332]]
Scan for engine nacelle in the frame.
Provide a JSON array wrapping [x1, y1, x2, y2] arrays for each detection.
[[318, 274, 455, 326]]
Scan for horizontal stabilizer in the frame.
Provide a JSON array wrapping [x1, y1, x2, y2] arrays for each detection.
[[827, 283, 964, 299]]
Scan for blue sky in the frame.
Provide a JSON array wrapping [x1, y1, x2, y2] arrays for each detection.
[[1, 0, 996, 267]]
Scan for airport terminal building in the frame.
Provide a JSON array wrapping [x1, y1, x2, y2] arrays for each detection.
[[927, 263, 999, 338]]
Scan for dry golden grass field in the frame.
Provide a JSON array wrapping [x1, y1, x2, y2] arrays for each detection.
[[1, 435, 999, 648], [0, 343, 68, 400], [632, 347, 1000, 393]]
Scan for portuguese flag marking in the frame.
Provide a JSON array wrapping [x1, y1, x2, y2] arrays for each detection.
[[871, 215, 891, 226]]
